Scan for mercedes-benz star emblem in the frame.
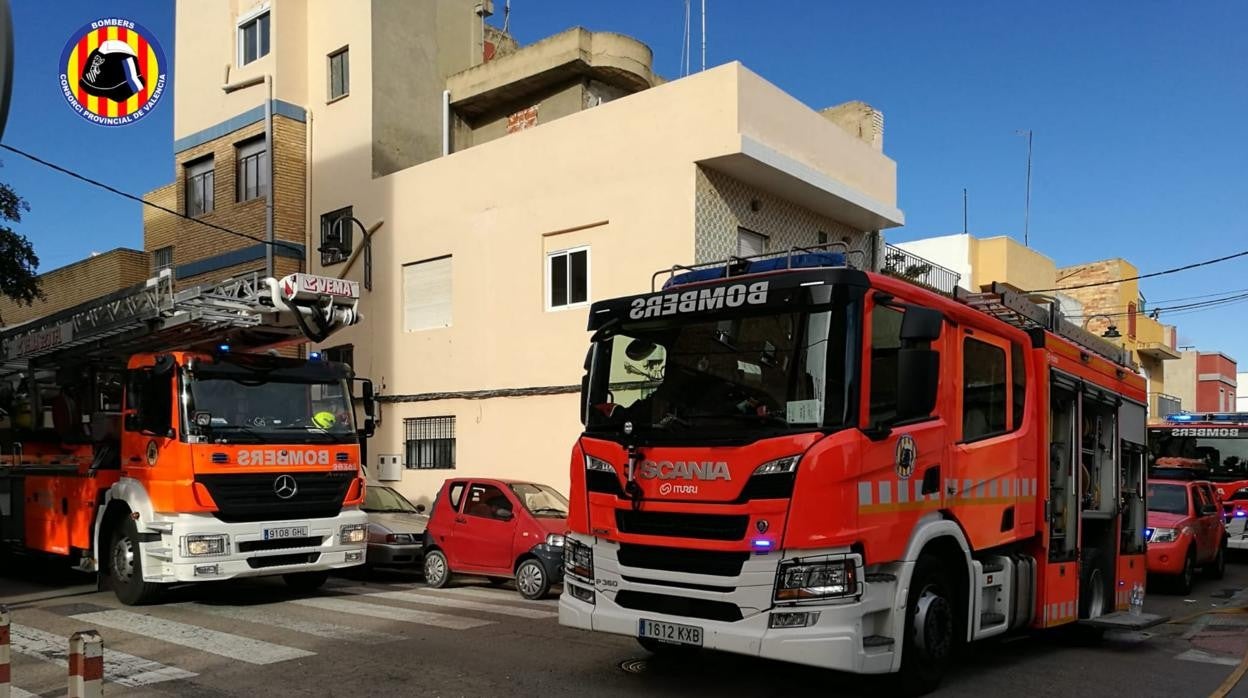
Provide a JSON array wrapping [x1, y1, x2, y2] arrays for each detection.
[[274, 474, 298, 500]]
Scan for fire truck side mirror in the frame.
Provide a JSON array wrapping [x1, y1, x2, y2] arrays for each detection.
[[360, 379, 375, 419], [897, 347, 939, 421], [579, 346, 594, 426], [899, 306, 943, 343], [362, 417, 376, 439]]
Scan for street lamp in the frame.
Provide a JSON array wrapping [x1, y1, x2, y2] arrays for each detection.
[[1082, 314, 1121, 339]]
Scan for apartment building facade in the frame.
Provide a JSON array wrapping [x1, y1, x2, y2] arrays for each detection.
[[1170, 351, 1238, 415], [116, 0, 903, 503]]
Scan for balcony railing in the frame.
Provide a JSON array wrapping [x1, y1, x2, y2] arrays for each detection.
[[1150, 392, 1182, 417], [881, 243, 962, 295]]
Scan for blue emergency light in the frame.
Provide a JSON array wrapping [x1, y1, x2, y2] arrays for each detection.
[[664, 252, 848, 289]]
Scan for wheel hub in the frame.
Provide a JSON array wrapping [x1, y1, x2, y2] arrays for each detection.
[[112, 536, 135, 583], [914, 588, 952, 660], [426, 555, 445, 583], [518, 563, 543, 596]]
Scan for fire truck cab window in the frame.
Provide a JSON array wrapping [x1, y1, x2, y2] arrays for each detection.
[[962, 337, 1007, 441], [869, 305, 903, 424], [126, 369, 173, 435]]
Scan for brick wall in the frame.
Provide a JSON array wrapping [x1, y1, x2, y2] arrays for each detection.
[[1055, 260, 1124, 336], [142, 115, 306, 290], [0, 249, 149, 326]]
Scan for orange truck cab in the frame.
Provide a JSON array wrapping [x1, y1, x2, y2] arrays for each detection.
[[559, 249, 1163, 695], [0, 271, 374, 604]]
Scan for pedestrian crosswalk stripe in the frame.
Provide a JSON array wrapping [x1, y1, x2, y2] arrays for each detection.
[[70, 611, 315, 666], [10, 623, 198, 687], [362, 590, 557, 619], [429, 586, 559, 609], [181, 602, 404, 645], [292, 596, 494, 630], [10, 686, 39, 698]]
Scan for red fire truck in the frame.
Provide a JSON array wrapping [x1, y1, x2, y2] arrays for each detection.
[[0, 270, 375, 604], [1149, 413, 1248, 535], [559, 250, 1163, 694]]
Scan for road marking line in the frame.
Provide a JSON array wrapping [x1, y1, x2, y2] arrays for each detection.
[[10, 624, 197, 687], [181, 603, 403, 644], [291, 596, 493, 630], [1176, 649, 1242, 668], [1209, 641, 1248, 698], [69, 611, 313, 666], [426, 587, 559, 609], [10, 687, 38, 698], [361, 590, 557, 619]]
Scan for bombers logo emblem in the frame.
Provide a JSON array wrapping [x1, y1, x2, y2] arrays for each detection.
[[895, 434, 917, 480], [59, 18, 168, 126]]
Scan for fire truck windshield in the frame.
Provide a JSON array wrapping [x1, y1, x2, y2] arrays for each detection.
[[186, 361, 356, 443], [585, 299, 852, 440], [1148, 427, 1248, 482]]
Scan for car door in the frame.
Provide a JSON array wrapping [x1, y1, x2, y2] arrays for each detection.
[[1197, 484, 1223, 560], [428, 480, 467, 566], [454, 481, 520, 573]]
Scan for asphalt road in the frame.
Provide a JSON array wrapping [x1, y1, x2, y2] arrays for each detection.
[[3, 556, 1248, 698]]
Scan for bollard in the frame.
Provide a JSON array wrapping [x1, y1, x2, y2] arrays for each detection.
[[67, 630, 103, 698], [0, 605, 10, 698]]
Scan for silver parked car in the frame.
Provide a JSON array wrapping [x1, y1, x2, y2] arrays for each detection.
[[362, 485, 429, 569]]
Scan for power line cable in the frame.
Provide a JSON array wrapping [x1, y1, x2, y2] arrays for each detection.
[[1030, 247, 1248, 293], [1067, 292, 1248, 321], [0, 143, 302, 254]]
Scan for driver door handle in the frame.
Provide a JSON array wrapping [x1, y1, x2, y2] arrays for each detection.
[[454, 516, 467, 524]]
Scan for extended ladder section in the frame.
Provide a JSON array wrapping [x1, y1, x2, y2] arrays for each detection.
[[956, 282, 1137, 370], [0, 270, 361, 377]]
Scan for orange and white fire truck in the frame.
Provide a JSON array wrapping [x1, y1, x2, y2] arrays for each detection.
[[0, 270, 376, 604], [559, 249, 1164, 694]]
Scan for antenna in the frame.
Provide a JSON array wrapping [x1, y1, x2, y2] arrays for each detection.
[[963, 188, 968, 235], [502, 0, 510, 32], [681, 0, 691, 76], [701, 0, 706, 71], [1016, 129, 1033, 247]]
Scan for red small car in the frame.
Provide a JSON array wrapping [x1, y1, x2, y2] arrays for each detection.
[[1146, 478, 1227, 594], [422, 478, 568, 600]]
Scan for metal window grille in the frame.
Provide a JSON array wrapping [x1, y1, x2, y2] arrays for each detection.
[[185, 158, 214, 216], [404, 416, 455, 469], [152, 246, 174, 274]]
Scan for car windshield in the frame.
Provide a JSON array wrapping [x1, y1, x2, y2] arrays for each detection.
[[188, 375, 355, 442], [364, 486, 420, 513], [584, 291, 852, 440], [1148, 429, 1248, 482], [509, 483, 568, 518], [1148, 483, 1189, 515]]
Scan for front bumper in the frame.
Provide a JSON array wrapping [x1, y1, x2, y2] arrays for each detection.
[[557, 534, 895, 674], [140, 509, 369, 583], [1146, 537, 1193, 575], [367, 541, 425, 567]]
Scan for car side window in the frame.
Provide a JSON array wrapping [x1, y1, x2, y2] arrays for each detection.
[[1199, 485, 1219, 515], [447, 482, 465, 511], [464, 483, 513, 521], [1193, 486, 1211, 515]]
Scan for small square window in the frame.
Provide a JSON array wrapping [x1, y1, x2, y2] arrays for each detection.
[[328, 47, 349, 101], [238, 11, 271, 66], [405, 416, 455, 469], [547, 247, 589, 310]]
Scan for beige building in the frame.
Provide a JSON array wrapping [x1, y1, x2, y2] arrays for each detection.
[[135, 0, 904, 503]]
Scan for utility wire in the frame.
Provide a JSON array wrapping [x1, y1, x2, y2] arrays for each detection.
[[1030, 247, 1248, 293], [1067, 291, 1248, 321], [0, 143, 303, 254]]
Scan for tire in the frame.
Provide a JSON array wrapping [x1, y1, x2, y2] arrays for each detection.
[[1206, 541, 1227, 580], [423, 549, 451, 588], [516, 558, 552, 600], [1175, 548, 1196, 595], [283, 571, 329, 592], [1079, 547, 1106, 620], [109, 518, 163, 606], [896, 553, 957, 696]]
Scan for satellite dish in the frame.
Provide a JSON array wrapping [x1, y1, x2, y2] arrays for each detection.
[[625, 338, 657, 362], [0, 1, 13, 142]]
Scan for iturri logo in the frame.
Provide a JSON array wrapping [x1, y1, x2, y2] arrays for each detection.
[[59, 18, 167, 126]]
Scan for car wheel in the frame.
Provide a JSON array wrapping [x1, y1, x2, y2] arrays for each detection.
[[1176, 548, 1196, 595], [896, 553, 957, 696], [516, 558, 551, 600], [110, 518, 163, 606], [283, 571, 330, 592], [424, 549, 451, 588], [1206, 541, 1227, 580]]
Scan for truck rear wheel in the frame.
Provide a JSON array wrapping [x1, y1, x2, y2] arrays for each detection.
[[110, 519, 162, 606], [896, 553, 956, 696]]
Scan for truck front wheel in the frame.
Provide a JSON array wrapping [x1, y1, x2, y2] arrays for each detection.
[[110, 519, 162, 606], [896, 553, 956, 696]]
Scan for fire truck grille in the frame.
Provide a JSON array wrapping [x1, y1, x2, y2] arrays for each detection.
[[246, 553, 321, 569], [614, 590, 743, 622], [196, 472, 353, 523], [616, 543, 750, 576], [615, 510, 748, 541], [238, 536, 325, 553]]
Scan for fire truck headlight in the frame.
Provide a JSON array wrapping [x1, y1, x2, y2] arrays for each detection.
[[182, 534, 229, 557], [775, 558, 857, 602], [584, 455, 614, 473], [753, 455, 801, 476], [339, 523, 368, 545], [564, 537, 594, 580], [1150, 527, 1179, 543]]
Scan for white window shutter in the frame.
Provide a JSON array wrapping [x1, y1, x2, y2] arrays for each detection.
[[404, 256, 452, 331]]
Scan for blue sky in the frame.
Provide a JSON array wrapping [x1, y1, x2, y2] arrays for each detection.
[[3, 2, 1246, 353]]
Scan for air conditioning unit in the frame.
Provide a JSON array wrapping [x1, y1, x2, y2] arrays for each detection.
[[377, 454, 402, 482]]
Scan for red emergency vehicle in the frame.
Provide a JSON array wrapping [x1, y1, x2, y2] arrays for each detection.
[[1149, 413, 1248, 544], [559, 249, 1163, 694], [0, 271, 376, 604]]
